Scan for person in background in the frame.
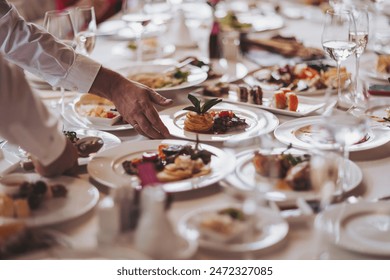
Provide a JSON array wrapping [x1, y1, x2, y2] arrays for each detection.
[[8, 0, 121, 23], [0, 0, 171, 177]]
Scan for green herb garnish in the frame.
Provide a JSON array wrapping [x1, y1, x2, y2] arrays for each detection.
[[183, 94, 222, 115], [219, 208, 246, 221]]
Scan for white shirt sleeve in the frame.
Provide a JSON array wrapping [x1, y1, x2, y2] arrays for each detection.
[[0, 54, 66, 166], [0, 1, 101, 93]]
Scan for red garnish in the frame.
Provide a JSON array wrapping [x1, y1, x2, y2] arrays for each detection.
[[106, 112, 116, 119]]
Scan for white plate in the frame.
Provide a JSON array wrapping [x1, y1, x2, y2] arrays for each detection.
[[178, 204, 288, 253], [224, 148, 362, 204], [63, 103, 133, 132], [118, 62, 208, 92], [191, 88, 326, 117], [1, 129, 121, 165], [274, 116, 390, 151], [205, 59, 248, 84], [112, 42, 175, 61], [0, 174, 99, 228], [160, 103, 279, 142], [87, 139, 235, 193], [316, 201, 390, 257], [0, 150, 20, 176], [362, 68, 389, 82]]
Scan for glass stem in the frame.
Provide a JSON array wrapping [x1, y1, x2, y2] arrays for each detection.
[[354, 55, 361, 105], [336, 60, 342, 106], [60, 87, 65, 115], [338, 144, 349, 197]]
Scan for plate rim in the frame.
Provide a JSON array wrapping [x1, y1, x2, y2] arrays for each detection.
[[87, 139, 236, 193], [178, 203, 289, 253], [0, 173, 100, 228], [316, 201, 390, 256], [274, 116, 390, 152], [160, 103, 279, 142]]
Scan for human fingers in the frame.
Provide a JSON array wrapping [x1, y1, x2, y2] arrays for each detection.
[[147, 89, 173, 106], [133, 115, 166, 139], [142, 105, 170, 138]]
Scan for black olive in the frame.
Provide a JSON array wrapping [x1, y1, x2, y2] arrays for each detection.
[[28, 194, 43, 210], [162, 145, 183, 156], [33, 181, 48, 195]]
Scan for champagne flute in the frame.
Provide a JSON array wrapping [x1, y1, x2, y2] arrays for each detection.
[[74, 6, 97, 56], [348, 6, 369, 104], [122, 0, 152, 62], [44, 10, 76, 114], [322, 9, 357, 108]]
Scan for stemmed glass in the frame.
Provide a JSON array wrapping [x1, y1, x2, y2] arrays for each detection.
[[74, 6, 97, 56], [44, 10, 76, 114], [348, 6, 369, 103], [122, 0, 152, 62], [322, 9, 357, 108]]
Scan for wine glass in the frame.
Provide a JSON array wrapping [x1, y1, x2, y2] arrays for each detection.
[[122, 0, 152, 62], [322, 9, 357, 108], [44, 10, 76, 114], [348, 6, 369, 103], [74, 6, 97, 56]]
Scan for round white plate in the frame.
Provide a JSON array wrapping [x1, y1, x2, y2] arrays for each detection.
[[0, 174, 99, 228], [316, 201, 390, 257], [87, 139, 235, 193], [178, 204, 288, 253], [112, 42, 175, 61], [224, 148, 362, 204], [118, 62, 208, 92], [2, 129, 121, 165], [63, 103, 133, 132], [160, 103, 279, 142], [274, 116, 390, 152]]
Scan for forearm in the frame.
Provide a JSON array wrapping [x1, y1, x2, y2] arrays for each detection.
[[0, 1, 101, 92], [0, 55, 66, 166]]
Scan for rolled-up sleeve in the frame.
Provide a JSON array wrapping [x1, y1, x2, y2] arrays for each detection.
[[0, 1, 101, 93], [0, 54, 66, 166]]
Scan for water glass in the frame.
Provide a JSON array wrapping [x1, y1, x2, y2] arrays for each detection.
[[74, 6, 97, 56]]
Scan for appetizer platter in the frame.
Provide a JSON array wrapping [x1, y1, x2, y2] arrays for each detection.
[[64, 94, 132, 131], [274, 116, 390, 152], [160, 95, 279, 142], [316, 201, 390, 257], [0, 174, 99, 227], [87, 140, 235, 193], [178, 204, 288, 253], [223, 148, 362, 204], [245, 62, 350, 95], [118, 61, 208, 91], [191, 86, 326, 117]]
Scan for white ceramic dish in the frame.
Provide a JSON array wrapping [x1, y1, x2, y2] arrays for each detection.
[[87, 139, 235, 193], [191, 88, 326, 117], [178, 204, 288, 253], [2, 129, 121, 166], [0, 174, 99, 228], [223, 148, 362, 204], [63, 104, 132, 131], [160, 103, 279, 142], [118, 62, 208, 92], [316, 201, 390, 257], [73, 99, 121, 126], [274, 116, 390, 151]]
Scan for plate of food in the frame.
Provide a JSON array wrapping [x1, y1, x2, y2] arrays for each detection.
[[87, 139, 235, 193], [119, 62, 208, 92], [316, 201, 390, 257], [192, 85, 326, 117], [178, 203, 288, 253], [63, 94, 132, 131], [224, 148, 362, 204], [160, 95, 279, 142], [245, 61, 351, 96], [2, 129, 121, 166], [0, 173, 99, 227], [274, 116, 390, 152]]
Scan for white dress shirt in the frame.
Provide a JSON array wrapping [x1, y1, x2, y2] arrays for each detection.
[[0, 0, 101, 165]]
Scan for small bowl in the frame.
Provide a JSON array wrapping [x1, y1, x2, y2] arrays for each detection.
[[0, 173, 29, 196]]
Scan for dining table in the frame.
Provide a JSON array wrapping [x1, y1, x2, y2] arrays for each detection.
[[3, 0, 390, 260]]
